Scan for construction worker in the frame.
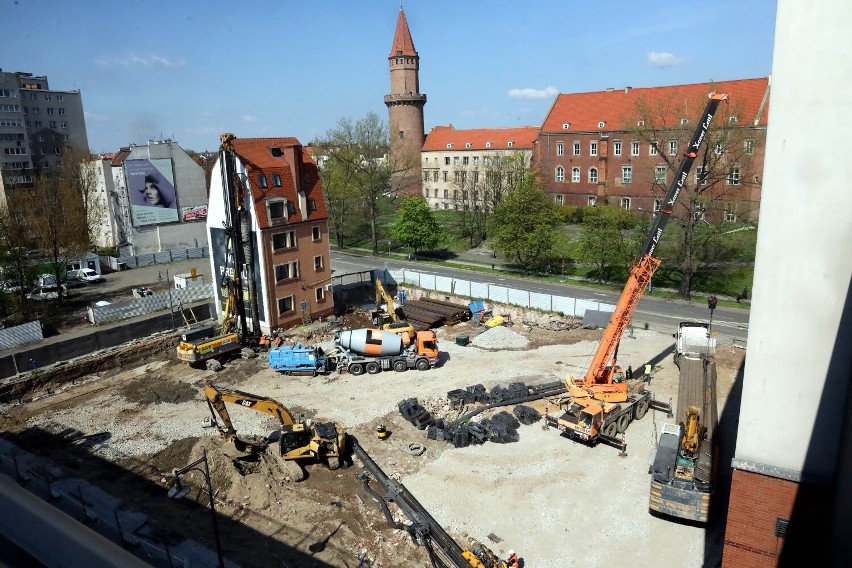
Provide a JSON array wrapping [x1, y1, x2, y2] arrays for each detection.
[[643, 362, 653, 384], [626, 365, 633, 381], [507, 549, 519, 567]]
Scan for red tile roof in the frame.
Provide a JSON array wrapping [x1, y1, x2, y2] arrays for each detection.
[[231, 137, 327, 229], [389, 9, 417, 58], [542, 77, 770, 133], [422, 125, 539, 152]]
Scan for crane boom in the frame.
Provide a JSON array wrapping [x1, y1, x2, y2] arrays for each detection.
[[578, 92, 728, 400]]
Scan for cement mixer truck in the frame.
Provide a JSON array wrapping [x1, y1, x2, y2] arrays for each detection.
[[334, 328, 439, 375]]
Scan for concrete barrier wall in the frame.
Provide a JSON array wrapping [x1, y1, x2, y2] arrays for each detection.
[[0, 303, 213, 379]]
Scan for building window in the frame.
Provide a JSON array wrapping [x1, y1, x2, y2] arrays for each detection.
[[267, 200, 285, 221], [637, 120, 645, 127], [486, 142, 492, 148], [454, 172, 460, 183], [631, 141, 639, 156], [275, 261, 300, 281], [695, 166, 707, 186], [589, 168, 598, 184], [57, 94, 63, 102], [590, 141, 598, 156], [622, 166, 632, 184], [655, 166, 667, 184], [0, 89, 15, 98], [49, 120, 56, 128], [681, 118, 689, 126], [571, 167, 580, 183], [433, 171, 438, 182], [312, 226, 321, 241], [258, 175, 268, 188], [556, 195, 564, 205], [278, 295, 294, 314], [314, 255, 323, 270], [744, 139, 755, 155], [29, 93, 37, 101], [444, 157, 450, 165], [58, 108, 65, 115], [654, 199, 662, 212], [443, 189, 448, 198], [556, 142, 564, 156], [614, 141, 622, 156], [507, 141, 514, 147], [423, 171, 429, 182], [725, 207, 737, 222], [46, 107, 55, 115], [453, 156, 460, 166], [473, 171, 479, 184], [573, 142, 580, 156], [307, 198, 316, 212], [649, 141, 658, 156], [473, 156, 479, 165], [555, 166, 565, 182], [463, 156, 469, 165], [714, 142, 723, 155], [621, 197, 631, 210], [44, 94, 52, 101], [272, 174, 281, 187], [668, 140, 677, 156], [483, 157, 490, 166], [272, 230, 296, 250], [588, 196, 596, 207], [563, 123, 571, 129], [442, 171, 448, 182], [727, 165, 741, 185], [315, 287, 325, 302], [60, 121, 68, 129]]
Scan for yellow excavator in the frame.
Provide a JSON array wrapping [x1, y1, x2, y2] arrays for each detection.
[[203, 384, 346, 481], [371, 277, 415, 342]]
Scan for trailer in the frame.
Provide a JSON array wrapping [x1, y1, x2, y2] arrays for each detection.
[[268, 344, 331, 376]]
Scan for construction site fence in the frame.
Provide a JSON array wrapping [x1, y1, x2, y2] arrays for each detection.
[[88, 284, 215, 325], [382, 269, 616, 317], [100, 246, 210, 271], [0, 320, 43, 351]]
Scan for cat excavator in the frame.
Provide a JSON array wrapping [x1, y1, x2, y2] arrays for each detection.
[[372, 276, 415, 341], [203, 384, 346, 481]]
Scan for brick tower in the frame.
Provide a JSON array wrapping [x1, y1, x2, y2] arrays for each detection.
[[385, 8, 426, 196]]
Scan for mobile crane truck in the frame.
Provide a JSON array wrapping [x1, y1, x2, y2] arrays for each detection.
[[335, 328, 439, 375], [546, 92, 728, 448]]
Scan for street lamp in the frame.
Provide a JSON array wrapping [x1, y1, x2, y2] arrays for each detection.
[[167, 449, 225, 568]]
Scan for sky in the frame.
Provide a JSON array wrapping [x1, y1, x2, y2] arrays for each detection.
[[0, 0, 778, 154]]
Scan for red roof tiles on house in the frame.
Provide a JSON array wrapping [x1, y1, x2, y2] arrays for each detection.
[[422, 126, 539, 152], [542, 78, 770, 133], [230, 137, 327, 230], [389, 9, 417, 58]]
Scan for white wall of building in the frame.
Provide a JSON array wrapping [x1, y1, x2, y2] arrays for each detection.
[[736, 0, 852, 479]]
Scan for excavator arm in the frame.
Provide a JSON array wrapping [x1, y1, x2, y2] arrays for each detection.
[[203, 384, 297, 439], [374, 278, 398, 323], [573, 92, 728, 402]]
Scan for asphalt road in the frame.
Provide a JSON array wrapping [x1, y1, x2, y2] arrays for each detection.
[[330, 251, 750, 344]]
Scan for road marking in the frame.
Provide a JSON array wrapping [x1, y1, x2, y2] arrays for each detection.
[[637, 311, 748, 330]]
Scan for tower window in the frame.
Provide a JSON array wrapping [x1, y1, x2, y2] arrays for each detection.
[[399, 131, 404, 139]]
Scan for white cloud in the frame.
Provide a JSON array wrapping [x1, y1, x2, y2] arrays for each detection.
[[508, 86, 559, 100], [242, 115, 257, 122], [647, 51, 687, 67], [96, 54, 186, 68], [84, 111, 109, 122]]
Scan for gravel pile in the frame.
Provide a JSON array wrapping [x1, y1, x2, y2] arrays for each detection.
[[470, 325, 530, 349]]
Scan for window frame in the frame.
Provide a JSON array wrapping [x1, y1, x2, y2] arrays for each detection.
[[621, 166, 632, 184], [573, 142, 580, 156], [613, 141, 622, 156], [631, 141, 640, 156], [556, 142, 564, 156], [277, 295, 295, 315], [590, 141, 598, 156], [589, 167, 598, 184], [555, 166, 565, 182], [620, 197, 631, 210], [571, 167, 580, 183], [314, 255, 323, 270]]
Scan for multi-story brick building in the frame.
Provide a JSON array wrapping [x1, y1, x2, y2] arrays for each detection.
[[421, 125, 538, 210], [0, 69, 89, 206], [207, 137, 333, 332], [385, 8, 426, 196], [537, 78, 770, 221]]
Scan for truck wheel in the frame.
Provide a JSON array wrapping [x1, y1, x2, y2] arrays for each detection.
[[415, 358, 430, 371], [349, 363, 365, 376], [616, 413, 631, 433], [393, 360, 407, 372], [603, 422, 618, 438], [366, 362, 381, 374], [635, 399, 650, 420]]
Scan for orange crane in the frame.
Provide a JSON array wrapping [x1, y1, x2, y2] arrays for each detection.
[[570, 92, 729, 404]]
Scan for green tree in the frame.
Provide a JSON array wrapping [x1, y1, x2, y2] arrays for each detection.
[[315, 145, 362, 248], [575, 205, 637, 283], [628, 89, 761, 298], [389, 196, 446, 253], [313, 113, 416, 255], [488, 172, 559, 270]]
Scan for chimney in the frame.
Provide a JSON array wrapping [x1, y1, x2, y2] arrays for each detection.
[[625, 86, 632, 94]]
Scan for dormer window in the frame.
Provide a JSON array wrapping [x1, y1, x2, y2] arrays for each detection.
[[729, 116, 739, 123], [268, 200, 285, 221], [486, 142, 492, 148], [446, 143, 453, 148], [466, 142, 472, 148], [680, 118, 689, 125], [562, 123, 571, 129], [507, 141, 514, 147], [258, 175, 268, 189], [598, 121, 606, 128], [637, 120, 645, 127]]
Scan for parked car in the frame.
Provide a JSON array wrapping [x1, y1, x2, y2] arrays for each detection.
[[34, 273, 58, 288], [27, 285, 67, 301], [66, 268, 104, 284], [1, 279, 23, 293]]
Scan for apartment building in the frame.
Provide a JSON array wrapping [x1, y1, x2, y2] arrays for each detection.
[[537, 78, 770, 221], [207, 137, 333, 332], [0, 69, 89, 205], [421, 125, 538, 210]]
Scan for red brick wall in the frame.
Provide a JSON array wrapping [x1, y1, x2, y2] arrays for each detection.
[[723, 469, 832, 567]]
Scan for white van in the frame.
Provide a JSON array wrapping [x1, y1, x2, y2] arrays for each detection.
[[66, 268, 103, 284]]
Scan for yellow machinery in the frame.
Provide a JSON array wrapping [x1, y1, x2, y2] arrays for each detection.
[[461, 538, 509, 568], [203, 384, 346, 480], [371, 277, 415, 341]]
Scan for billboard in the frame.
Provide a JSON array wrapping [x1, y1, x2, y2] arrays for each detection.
[[125, 159, 180, 226], [181, 204, 208, 222], [210, 226, 266, 321]]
